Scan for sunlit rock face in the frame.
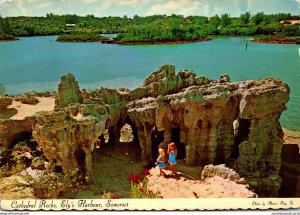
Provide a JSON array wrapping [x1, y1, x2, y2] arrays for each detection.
[[0, 65, 290, 196], [127, 65, 289, 197]]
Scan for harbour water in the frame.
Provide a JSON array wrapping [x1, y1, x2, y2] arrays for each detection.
[[0, 36, 299, 130]]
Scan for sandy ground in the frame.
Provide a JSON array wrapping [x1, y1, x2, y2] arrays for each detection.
[[147, 168, 256, 198], [8, 97, 55, 120], [73, 143, 147, 199]]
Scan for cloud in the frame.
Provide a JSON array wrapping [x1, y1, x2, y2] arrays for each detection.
[[146, 0, 202, 16], [0, 0, 12, 4], [80, 0, 98, 4], [1, 0, 299, 17]]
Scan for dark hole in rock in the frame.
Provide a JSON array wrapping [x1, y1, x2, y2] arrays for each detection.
[[171, 126, 186, 160], [232, 118, 251, 159], [74, 147, 86, 175], [9, 131, 32, 149], [151, 128, 164, 159], [54, 165, 63, 173]]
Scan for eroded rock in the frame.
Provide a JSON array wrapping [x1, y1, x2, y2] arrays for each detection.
[[0, 65, 290, 197], [55, 73, 83, 108]]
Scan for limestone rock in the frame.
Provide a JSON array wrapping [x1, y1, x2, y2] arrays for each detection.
[[55, 73, 83, 108], [0, 174, 35, 199], [0, 65, 290, 197], [0, 96, 17, 119], [32, 107, 104, 180], [31, 157, 46, 170], [126, 66, 289, 196], [201, 164, 241, 182], [0, 118, 34, 148]]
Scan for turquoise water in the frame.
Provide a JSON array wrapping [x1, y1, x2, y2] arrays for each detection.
[[0, 36, 299, 130]]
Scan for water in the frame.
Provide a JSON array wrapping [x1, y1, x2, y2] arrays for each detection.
[[0, 36, 299, 130]]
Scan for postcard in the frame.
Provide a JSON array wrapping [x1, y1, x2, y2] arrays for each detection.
[[0, 0, 299, 212]]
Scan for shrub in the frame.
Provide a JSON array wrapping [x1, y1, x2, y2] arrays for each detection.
[[129, 172, 158, 199], [18, 169, 85, 199]]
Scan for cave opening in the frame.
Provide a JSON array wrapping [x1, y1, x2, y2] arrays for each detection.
[[74, 147, 86, 175], [171, 125, 186, 160], [151, 128, 164, 159], [232, 118, 251, 159], [9, 131, 34, 149], [54, 165, 63, 173], [119, 123, 134, 143], [124, 117, 141, 159]]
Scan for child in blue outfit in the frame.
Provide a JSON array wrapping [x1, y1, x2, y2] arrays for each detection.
[[167, 142, 177, 174], [155, 148, 166, 176]]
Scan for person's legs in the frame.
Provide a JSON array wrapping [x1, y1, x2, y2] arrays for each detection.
[[159, 168, 163, 176]]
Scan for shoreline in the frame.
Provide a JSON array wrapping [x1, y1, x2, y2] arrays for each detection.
[[0, 38, 19, 42], [57, 39, 103, 43], [113, 38, 212, 45], [251, 38, 299, 45]]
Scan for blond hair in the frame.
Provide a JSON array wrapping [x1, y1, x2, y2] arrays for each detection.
[[158, 148, 165, 156]]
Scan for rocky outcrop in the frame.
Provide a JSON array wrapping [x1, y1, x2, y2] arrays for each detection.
[[126, 65, 289, 196], [32, 106, 104, 181], [201, 164, 246, 184], [0, 118, 34, 149], [0, 97, 17, 119], [0, 65, 290, 197], [55, 73, 83, 108], [32, 87, 129, 181]]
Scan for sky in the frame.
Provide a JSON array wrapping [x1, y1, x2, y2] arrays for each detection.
[[0, 0, 299, 18]]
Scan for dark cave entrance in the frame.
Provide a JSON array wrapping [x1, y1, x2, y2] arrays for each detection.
[[171, 125, 186, 160], [75, 147, 86, 175], [232, 118, 251, 159], [151, 128, 164, 159], [9, 131, 37, 150]]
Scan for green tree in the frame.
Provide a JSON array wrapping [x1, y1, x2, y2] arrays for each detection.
[[251, 12, 265, 25], [220, 13, 231, 27], [240, 12, 251, 25]]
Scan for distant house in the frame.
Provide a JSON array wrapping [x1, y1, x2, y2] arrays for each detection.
[[279, 20, 300, 25], [65, 24, 79, 30], [184, 18, 192, 24]]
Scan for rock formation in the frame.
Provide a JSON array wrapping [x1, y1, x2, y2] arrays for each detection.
[[55, 73, 83, 108], [0, 65, 290, 197], [126, 65, 289, 196]]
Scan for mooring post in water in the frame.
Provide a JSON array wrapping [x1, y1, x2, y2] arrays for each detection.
[[246, 40, 248, 51]]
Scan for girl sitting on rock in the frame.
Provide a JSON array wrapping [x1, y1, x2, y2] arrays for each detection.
[[155, 148, 166, 176], [167, 142, 177, 174]]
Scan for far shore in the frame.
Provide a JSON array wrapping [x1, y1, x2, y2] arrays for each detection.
[[57, 39, 104, 43], [0, 38, 19, 42], [251, 38, 299, 45], [113, 38, 212, 45]]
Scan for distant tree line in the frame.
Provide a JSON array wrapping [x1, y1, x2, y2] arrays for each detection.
[[0, 12, 299, 42], [0, 15, 15, 40]]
